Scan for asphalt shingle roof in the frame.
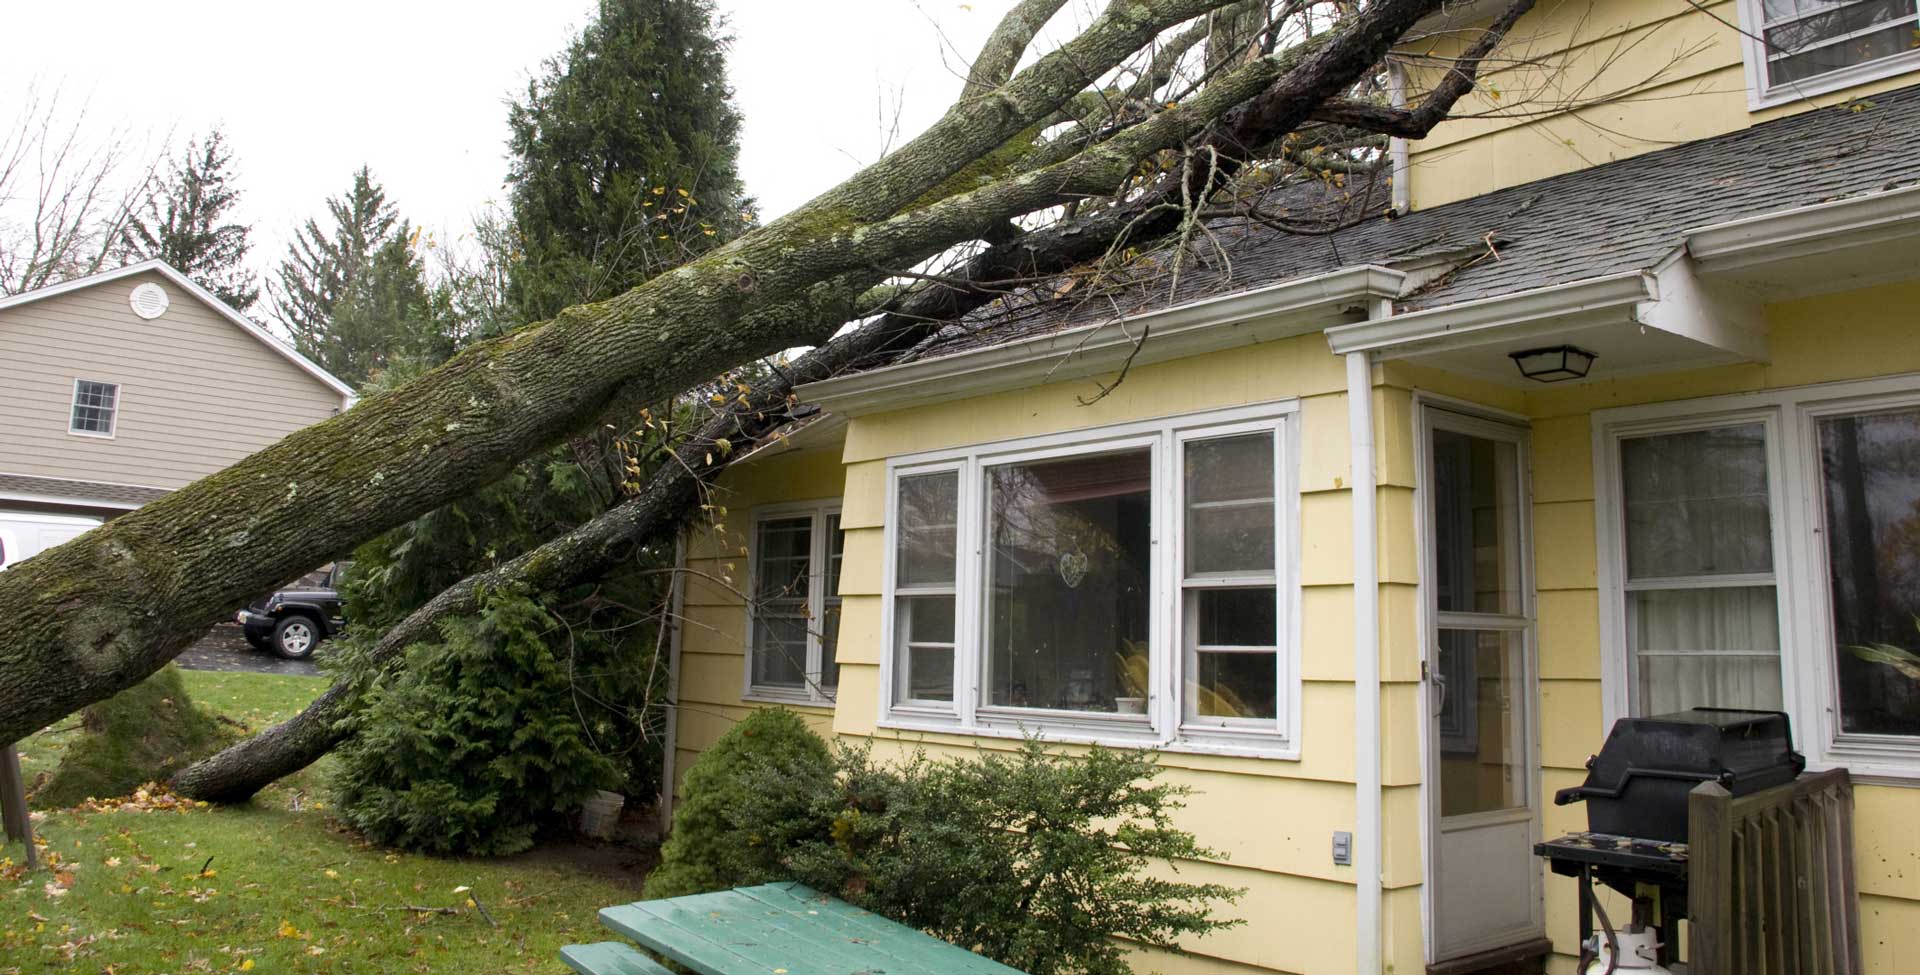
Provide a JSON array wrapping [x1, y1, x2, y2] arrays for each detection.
[[907, 81, 1920, 362]]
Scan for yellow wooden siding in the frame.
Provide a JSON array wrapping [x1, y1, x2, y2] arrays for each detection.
[[1399, 0, 1920, 208], [0, 271, 343, 489], [1392, 278, 1920, 971], [670, 334, 1434, 974], [670, 280, 1920, 974]]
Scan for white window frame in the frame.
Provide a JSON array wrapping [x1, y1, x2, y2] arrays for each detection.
[[69, 378, 120, 439], [743, 499, 841, 705], [878, 400, 1302, 758], [1737, 0, 1920, 109], [1594, 372, 1920, 781]]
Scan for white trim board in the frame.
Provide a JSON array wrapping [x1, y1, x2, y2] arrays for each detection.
[[0, 259, 357, 407]]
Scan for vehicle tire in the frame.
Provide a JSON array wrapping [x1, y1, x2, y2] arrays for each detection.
[[244, 634, 270, 652], [271, 615, 322, 660]]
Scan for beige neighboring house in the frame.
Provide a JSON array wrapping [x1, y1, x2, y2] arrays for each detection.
[[0, 259, 353, 568]]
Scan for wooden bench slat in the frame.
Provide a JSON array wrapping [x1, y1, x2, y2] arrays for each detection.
[[559, 941, 673, 975]]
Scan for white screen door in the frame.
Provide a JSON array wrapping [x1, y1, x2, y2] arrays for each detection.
[[1421, 407, 1543, 961]]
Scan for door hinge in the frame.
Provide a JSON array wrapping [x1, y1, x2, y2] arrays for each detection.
[[1421, 659, 1430, 681]]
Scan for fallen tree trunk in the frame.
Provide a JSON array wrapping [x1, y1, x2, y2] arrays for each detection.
[[2, 0, 1502, 745], [175, 0, 1538, 801]]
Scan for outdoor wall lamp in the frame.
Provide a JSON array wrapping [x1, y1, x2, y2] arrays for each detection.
[[1509, 345, 1597, 383]]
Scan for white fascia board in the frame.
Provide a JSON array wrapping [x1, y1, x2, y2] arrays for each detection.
[[797, 265, 1407, 417], [1324, 271, 1657, 357], [0, 259, 358, 406], [1640, 247, 1770, 363], [1684, 183, 1920, 273]]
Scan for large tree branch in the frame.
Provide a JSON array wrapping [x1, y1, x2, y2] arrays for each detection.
[[963, 0, 1073, 99], [0, 0, 1454, 746], [1309, 0, 1535, 138]]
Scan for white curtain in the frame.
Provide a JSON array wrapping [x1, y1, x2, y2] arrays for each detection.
[[1631, 587, 1783, 714]]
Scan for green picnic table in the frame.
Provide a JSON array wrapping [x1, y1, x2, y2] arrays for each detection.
[[561, 882, 1029, 975]]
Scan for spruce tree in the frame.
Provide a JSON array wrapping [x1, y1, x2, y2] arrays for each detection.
[[119, 129, 259, 309], [271, 167, 434, 386], [504, 0, 750, 323]]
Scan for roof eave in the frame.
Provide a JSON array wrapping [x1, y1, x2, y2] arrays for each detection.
[[1324, 271, 1657, 357], [1684, 183, 1920, 273], [797, 264, 1408, 418]]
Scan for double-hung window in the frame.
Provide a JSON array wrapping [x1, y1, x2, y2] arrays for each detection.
[[70, 379, 120, 437], [882, 403, 1298, 753], [746, 502, 842, 703], [1599, 376, 1920, 777], [1739, 0, 1920, 105]]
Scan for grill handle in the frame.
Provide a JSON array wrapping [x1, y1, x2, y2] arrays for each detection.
[[1552, 764, 1730, 806]]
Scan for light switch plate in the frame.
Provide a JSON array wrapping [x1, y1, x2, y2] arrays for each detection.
[[1332, 830, 1353, 865]]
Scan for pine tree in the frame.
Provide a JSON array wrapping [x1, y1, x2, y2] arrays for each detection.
[[504, 0, 750, 323], [271, 167, 433, 386], [119, 129, 258, 309]]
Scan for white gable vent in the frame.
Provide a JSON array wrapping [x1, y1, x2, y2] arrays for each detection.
[[129, 282, 170, 320]]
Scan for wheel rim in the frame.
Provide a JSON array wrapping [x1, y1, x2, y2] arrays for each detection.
[[282, 622, 313, 655]]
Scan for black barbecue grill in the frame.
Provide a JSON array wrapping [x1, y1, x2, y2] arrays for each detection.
[[1535, 708, 1806, 970]]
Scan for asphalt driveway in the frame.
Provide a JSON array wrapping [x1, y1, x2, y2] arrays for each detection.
[[175, 623, 320, 676]]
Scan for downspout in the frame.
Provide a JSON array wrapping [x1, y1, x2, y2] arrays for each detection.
[[657, 533, 687, 835], [1387, 58, 1411, 216], [1347, 348, 1383, 975]]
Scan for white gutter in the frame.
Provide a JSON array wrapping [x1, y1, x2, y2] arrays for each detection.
[[1346, 347, 1383, 975], [1324, 271, 1655, 358], [1684, 182, 1920, 273], [799, 265, 1407, 418]]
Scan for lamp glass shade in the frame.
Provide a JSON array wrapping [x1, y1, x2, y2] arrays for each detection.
[[1509, 345, 1596, 383]]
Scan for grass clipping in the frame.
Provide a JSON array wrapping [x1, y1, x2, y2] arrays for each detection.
[[33, 665, 234, 809]]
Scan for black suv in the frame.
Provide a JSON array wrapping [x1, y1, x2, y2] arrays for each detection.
[[237, 562, 351, 659]]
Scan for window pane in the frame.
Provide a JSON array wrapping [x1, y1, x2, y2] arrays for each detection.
[[1764, 0, 1918, 85], [821, 606, 841, 690], [1196, 587, 1277, 646], [1818, 408, 1920, 737], [1192, 651, 1277, 719], [70, 380, 118, 434], [907, 646, 954, 701], [755, 517, 811, 600], [897, 472, 958, 586], [1185, 433, 1275, 575], [986, 449, 1152, 713], [1436, 629, 1529, 816], [1630, 586, 1783, 714], [1622, 425, 1773, 578], [896, 595, 954, 702], [822, 515, 844, 690], [1431, 429, 1523, 615], [752, 615, 808, 689]]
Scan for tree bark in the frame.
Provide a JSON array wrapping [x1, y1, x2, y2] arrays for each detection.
[[173, 0, 1539, 802], [0, 0, 1466, 746]]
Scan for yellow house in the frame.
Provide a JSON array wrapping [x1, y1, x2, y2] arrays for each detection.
[[664, 3, 1920, 973]]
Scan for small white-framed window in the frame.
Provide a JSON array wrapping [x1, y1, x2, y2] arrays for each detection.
[[69, 379, 120, 438], [1738, 0, 1920, 107], [745, 500, 843, 704], [1597, 373, 1920, 779], [879, 401, 1300, 755]]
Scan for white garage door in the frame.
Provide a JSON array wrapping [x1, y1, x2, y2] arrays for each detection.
[[0, 511, 103, 570]]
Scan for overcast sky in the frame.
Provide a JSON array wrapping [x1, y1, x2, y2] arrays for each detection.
[[0, 0, 1078, 284]]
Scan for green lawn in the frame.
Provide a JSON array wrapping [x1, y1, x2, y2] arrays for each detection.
[[4, 669, 643, 975]]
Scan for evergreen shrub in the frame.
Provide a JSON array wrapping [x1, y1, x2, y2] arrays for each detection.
[[649, 721, 1242, 975], [330, 590, 621, 855]]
